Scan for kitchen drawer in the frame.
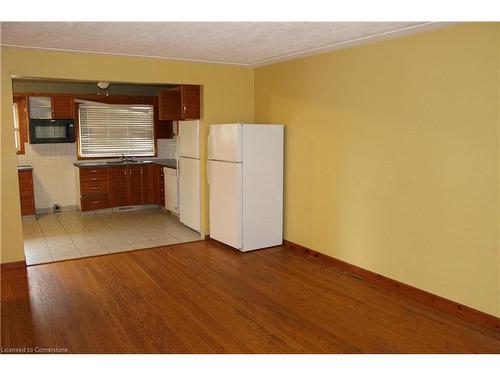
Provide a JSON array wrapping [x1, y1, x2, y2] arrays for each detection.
[[19, 177, 33, 187], [80, 168, 109, 179], [18, 171, 33, 180], [19, 179, 34, 192], [80, 174, 108, 184], [20, 196, 35, 216], [18, 170, 35, 216], [81, 179, 109, 195], [81, 195, 109, 211], [20, 186, 35, 198]]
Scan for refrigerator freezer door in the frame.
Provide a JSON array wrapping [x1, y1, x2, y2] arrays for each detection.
[[208, 124, 242, 162], [208, 160, 243, 249], [178, 120, 200, 159], [179, 158, 200, 232]]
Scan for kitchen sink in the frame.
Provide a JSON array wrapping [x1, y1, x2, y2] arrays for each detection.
[[105, 160, 152, 164]]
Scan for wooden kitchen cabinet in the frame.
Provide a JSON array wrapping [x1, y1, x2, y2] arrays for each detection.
[[18, 170, 36, 216], [147, 164, 165, 206], [108, 165, 141, 208], [79, 167, 110, 212], [142, 165, 155, 204], [158, 165, 165, 206], [153, 96, 173, 139], [180, 85, 200, 120], [109, 166, 128, 207], [79, 164, 165, 212], [81, 195, 110, 211], [158, 85, 200, 121], [52, 95, 75, 119], [13, 95, 28, 155], [28, 94, 75, 120], [127, 165, 144, 206], [158, 87, 181, 121]]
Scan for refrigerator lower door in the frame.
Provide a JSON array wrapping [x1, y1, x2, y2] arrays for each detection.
[[179, 158, 200, 232], [208, 160, 243, 250], [208, 124, 242, 162], [178, 120, 200, 159]]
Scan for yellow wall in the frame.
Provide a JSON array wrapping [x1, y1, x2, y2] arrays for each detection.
[[0, 47, 254, 264], [255, 23, 500, 317], [2, 23, 499, 318]]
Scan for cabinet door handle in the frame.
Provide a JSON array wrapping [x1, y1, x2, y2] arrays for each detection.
[[91, 177, 97, 181]]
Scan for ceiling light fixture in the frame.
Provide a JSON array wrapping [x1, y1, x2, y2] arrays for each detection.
[[97, 81, 110, 90]]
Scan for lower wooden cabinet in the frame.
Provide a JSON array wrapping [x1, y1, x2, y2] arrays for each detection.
[[78, 164, 165, 212], [127, 165, 144, 206], [18, 170, 36, 216], [81, 195, 110, 211], [146, 164, 165, 206], [109, 166, 128, 207]]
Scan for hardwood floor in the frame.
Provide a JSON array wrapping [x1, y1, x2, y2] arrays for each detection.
[[1, 240, 499, 353]]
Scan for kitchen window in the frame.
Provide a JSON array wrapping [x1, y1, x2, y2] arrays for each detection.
[[78, 102, 155, 158], [13, 103, 21, 152]]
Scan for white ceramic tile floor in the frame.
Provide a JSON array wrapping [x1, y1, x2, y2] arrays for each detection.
[[22, 208, 201, 265]]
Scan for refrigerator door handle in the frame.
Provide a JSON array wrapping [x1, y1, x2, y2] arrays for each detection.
[[178, 159, 181, 179], [176, 159, 179, 179]]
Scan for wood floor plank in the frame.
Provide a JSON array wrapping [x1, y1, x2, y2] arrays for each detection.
[[2, 240, 499, 353]]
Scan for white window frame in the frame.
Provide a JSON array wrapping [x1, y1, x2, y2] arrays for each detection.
[[78, 102, 155, 158], [13, 102, 21, 152]]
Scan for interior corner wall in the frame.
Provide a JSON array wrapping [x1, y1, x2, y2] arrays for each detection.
[[2, 23, 499, 319], [254, 23, 500, 317], [0, 47, 254, 264]]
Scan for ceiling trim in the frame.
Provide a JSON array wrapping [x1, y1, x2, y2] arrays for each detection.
[[0, 22, 449, 68], [0, 43, 251, 67], [250, 22, 445, 67]]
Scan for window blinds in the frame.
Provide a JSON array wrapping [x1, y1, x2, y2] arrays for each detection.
[[78, 103, 155, 157]]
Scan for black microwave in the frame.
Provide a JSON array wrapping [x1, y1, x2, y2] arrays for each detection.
[[29, 119, 75, 144]]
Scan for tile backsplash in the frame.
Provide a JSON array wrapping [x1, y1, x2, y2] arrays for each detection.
[[18, 139, 177, 212], [18, 143, 78, 210], [157, 138, 177, 159]]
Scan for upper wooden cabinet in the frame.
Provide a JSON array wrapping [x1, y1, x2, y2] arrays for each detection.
[[158, 85, 200, 121], [158, 87, 181, 120], [52, 95, 75, 119], [28, 94, 75, 119], [180, 84, 200, 120]]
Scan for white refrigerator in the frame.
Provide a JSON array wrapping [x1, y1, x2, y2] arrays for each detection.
[[208, 124, 284, 252], [177, 120, 200, 232]]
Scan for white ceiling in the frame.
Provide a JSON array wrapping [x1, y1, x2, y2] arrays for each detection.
[[0, 22, 441, 67]]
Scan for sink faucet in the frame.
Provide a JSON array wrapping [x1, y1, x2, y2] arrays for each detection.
[[120, 153, 131, 161]]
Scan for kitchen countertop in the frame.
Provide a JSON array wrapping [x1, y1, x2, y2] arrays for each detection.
[[153, 159, 177, 169], [17, 165, 33, 171], [74, 158, 177, 169]]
